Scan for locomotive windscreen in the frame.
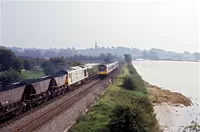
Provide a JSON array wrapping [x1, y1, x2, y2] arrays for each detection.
[[98, 65, 107, 71]]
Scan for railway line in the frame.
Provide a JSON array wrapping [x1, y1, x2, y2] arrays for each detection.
[[0, 61, 122, 132], [2, 80, 100, 132], [0, 74, 98, 131]]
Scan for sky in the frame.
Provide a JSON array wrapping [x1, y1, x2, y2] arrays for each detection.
[[0, 0, 200, 52]]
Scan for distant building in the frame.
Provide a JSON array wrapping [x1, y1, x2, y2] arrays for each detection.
[[95, 40, 98, 49]]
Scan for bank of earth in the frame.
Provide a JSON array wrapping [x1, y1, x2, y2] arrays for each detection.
[[69, 63, 160, 132]]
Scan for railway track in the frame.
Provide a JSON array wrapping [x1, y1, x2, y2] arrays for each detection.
[[15, 79, 100, 132], [0, 63, 123, 132], [0, 74, 98, 132]]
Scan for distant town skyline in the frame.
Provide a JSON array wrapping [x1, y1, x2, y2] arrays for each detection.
[[1, 0, 200, 52]]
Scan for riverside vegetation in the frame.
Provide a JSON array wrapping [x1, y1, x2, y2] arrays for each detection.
[[69, 61, 160, 132]]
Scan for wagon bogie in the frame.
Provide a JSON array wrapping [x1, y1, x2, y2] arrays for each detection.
[[0, 64, 93, 123]]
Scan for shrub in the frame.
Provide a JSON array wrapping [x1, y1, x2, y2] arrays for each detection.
[[127, 63, 137, 74], [124, 54, 132, 63], [123, 75, 135, 90], [0, 69, 23, 86], [109, 103, 158, 132], [122, 75, 146, 92], [109, 105, 143, 132], [123, 63, 146, 92]]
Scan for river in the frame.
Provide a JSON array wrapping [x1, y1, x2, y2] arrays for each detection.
[[132, 60, 200, 132]]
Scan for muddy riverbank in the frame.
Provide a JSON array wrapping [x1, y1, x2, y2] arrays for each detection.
[[146, 82, 199, 132], [133, 60, 200, 132], [146, 82, 192, 106]]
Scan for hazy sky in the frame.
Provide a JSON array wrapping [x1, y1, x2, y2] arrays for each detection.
[[0, 0, 200, 52]]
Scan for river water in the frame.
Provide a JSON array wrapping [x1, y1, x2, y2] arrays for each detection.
[[132, 60, 200, 132]]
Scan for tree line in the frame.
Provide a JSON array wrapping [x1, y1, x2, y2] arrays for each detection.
[[0, 46, 118, 86]]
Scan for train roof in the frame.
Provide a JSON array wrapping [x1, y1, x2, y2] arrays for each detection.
[[56, 65, 88, 74], [0, 64, 89, 91], [71, 65, 87, 70], [0, 83, 24, 91], [56, 69, 68, 75], [19, 76, 52, 85], [98, 61, 118, 67]]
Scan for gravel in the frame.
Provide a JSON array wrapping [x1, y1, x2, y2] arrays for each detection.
[[36, 79, 111, 132], [0, 64, 122, 132], [0, 79, 101, 132]]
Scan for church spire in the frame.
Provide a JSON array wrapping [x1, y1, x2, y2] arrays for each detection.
[[95, 40, 98, 49]]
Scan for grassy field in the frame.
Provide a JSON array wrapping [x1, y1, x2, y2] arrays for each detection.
[[69, 63, 160, 132], [21, 70, 45, 80]]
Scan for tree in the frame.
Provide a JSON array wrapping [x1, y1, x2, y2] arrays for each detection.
[[23, 59, 33, 70], [148, 51, 159, 60], [142, 50, 148, 59], [99, 53, 106, 60], [24, 49, 42, 58], [124, 54, 132, 63], [192, 52, 200, 61], [43, 50, 56, 58], [104, 57, 112, 63], [103, 53, 113, 63], [0, 48, 17, 71], [41, 60, 56, 75], [49, 57, 65, 69], [0, 70, 23, 86], [12, 58, 23, 72]]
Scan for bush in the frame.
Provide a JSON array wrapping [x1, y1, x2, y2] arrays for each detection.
[[122, 63, 146, 92], [123, 75, 146, 92], [124, 54, 132, 63], [127, 63, 137, 74], [109, 103, 158, 132], [109, 105, 143, 132], [0, 69, 23, 86], [123, 75, 135, 90]]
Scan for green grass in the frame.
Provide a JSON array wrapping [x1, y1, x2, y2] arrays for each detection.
[[69, 64, 160, 132], [21, 70, 45, 79]]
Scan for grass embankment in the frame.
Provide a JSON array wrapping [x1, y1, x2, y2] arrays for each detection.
[[69, 63, 160, 132], [21, 70, 45, 79]]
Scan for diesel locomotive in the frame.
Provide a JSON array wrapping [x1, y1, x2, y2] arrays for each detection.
[[0, 65, 90, 122], [0, 61, 119, 123]]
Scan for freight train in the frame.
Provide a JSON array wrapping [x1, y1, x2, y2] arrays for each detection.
[[0, 65, 90, 122], [97, 61, 119, 78], [0, 61, 119, 123]]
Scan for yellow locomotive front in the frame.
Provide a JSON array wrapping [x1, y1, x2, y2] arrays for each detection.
[[97, 64, 108, 77]]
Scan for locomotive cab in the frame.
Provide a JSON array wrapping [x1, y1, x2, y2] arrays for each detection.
[[97, 64, 108, 78]]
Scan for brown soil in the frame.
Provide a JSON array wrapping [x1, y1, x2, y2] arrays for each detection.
[[145, 82, 192, 106]]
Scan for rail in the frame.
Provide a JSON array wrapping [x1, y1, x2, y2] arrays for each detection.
[[0, 62, 123, 131], [0, 74, 97, 130], [11, 79, 100, 132]]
